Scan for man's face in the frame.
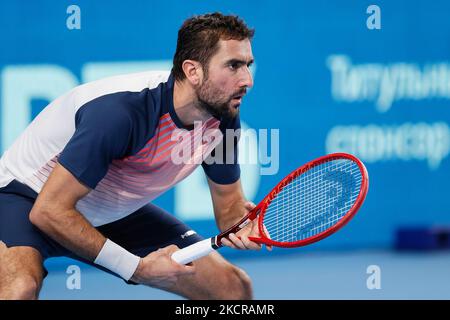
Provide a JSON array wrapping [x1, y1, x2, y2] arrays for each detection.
[[196, 38, 254, 119]]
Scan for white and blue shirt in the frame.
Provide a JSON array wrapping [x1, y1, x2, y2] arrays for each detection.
[[0, 71, 240, 226]]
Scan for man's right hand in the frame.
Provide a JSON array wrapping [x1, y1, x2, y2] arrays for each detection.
[[130, 245, 195, 290]]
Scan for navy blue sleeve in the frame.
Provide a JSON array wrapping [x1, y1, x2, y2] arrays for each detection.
[[58, 94, 140, 189], [201, 115, 241, 185]]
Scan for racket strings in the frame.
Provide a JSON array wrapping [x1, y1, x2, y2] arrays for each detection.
[[272, 160, 360, 241], [267, 161, 361, 241], [262, 159, 362, 243]]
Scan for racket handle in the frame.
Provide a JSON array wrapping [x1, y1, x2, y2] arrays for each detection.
[[171, 238, 215, 265]]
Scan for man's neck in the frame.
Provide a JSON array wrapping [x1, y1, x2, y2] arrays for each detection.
[[173, 79, 212, 127]]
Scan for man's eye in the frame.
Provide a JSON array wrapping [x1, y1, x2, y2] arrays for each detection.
[[229, 63, 241, 70]]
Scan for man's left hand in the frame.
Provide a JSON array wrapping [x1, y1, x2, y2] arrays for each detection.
[[220, 201, 273, 251]]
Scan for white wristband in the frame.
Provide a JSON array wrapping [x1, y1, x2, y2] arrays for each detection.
[[94, 239, 140, 281]]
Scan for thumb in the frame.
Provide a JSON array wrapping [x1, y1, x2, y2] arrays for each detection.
[[164, 244, 181, 255], [182, 263, 196, 274]]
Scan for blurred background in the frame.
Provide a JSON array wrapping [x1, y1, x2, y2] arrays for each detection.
[[1, 0, 449, 299]]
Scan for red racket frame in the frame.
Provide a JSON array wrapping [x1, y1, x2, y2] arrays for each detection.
[[215, 153, 369, 248]]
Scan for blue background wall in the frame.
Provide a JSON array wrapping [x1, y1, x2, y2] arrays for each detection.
[[1, 0, 449, 253]]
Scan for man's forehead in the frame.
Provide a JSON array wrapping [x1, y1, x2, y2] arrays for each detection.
[[215, 39, 253, 61]]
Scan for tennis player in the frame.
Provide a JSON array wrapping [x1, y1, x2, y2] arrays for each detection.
[[0, 12, 265, 300]]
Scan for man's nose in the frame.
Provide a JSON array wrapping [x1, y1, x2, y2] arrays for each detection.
[[240, 66, 254, 88]]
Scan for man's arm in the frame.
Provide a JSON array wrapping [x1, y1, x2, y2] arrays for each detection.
[[29, 163, 104, 260], [29, 163, 194, 284], [207, 177, 247, 232]]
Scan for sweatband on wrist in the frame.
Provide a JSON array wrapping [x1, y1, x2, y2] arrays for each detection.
[[94, 239, 140, 281]]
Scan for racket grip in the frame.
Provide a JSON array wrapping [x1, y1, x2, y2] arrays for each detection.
[[171, 238, 215, 265]]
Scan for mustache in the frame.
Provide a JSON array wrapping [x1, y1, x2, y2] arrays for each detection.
[[231, 89, 247, 98]]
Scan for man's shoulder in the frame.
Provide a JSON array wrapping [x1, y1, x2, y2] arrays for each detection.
[[71, 71, 170, 149], [77, 70, 171, 91], [66, 70, 171, 111]]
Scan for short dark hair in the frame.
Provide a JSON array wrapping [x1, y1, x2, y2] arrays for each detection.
[[172, 12, 255, 81]]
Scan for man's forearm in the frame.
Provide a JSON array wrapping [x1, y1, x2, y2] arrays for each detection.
[[28, 163, 140, 281], [208, 178, 250, 232], [30, 207, 106, 261], [215, 197, 248, 232]]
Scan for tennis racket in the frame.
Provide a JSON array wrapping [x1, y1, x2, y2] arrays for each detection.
[[171, 152, 369, 264]]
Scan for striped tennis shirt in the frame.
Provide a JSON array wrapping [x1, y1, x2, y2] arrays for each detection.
[[0, 71, 240, 226]]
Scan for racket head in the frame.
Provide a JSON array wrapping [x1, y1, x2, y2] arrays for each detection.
[[249, 153, 369, 248]]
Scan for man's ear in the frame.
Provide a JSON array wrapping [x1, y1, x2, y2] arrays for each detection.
[[182, 60, 204, 86]]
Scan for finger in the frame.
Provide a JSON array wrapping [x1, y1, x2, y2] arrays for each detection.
[[180, 264, 196, 275], [228, 233, 246, 249], [241, 236, 262, 250], [220, 237, 239, 249], [171, 258, 196, 274], [262, 225, 273, 251], [263, 224, 271, 239]]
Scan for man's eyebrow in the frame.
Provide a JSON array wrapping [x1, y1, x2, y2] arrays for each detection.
[[225, 58, 254, 66]]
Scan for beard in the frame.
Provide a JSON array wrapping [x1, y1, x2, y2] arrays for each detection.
[[195, 77, 244, 119]]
